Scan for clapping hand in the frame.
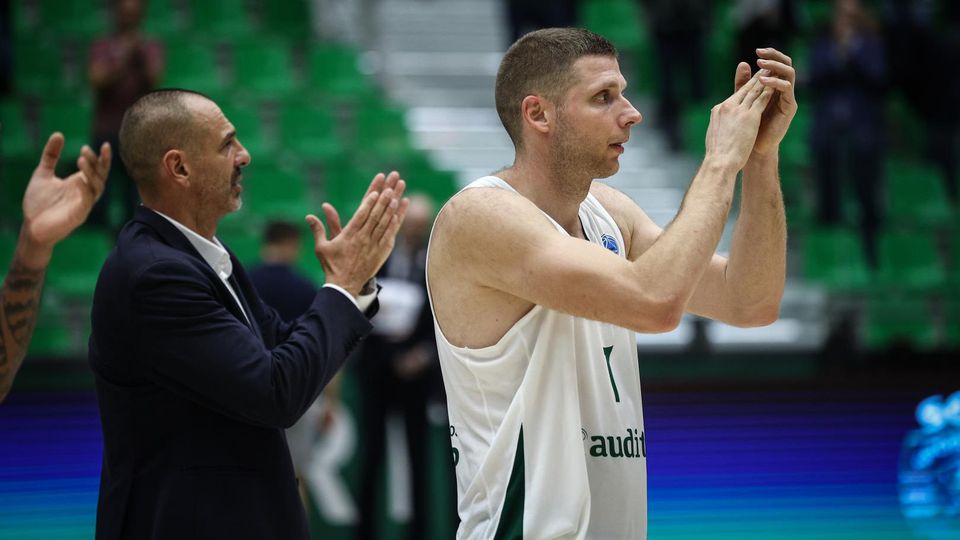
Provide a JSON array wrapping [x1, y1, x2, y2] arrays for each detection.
[[733, 48, 798, 158], [19, 133, 111, 265], [306, 171, 410, 296]]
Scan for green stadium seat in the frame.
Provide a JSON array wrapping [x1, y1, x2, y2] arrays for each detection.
[[11, 1, 34, 40], [779, 167, 814, 231], [885, 160, 953, 228], [46, 228, 113, 298], [886, 93, 926, 156], [262, 0, 312, 40], [162, 42, 225, 96], [321, 156, 373, 215], [0, 100, 35, 158], [354, 103, 414, 162], [802, 226, 871, 291], [219, 102, 271, 158], [13, 40, 66, 97], [401, 157, 458, 206], [39, 0, 109, 39], [949, 233, 960, 290], [28, 322, 74, 357], [944, 299, 960, 349], [241, 161, 313, 220], [38, 101, 92, 159], [681, 103, 711, 155], [863, 295, 937, 351], [28, 295, 79, 357], [705, 5, 737, 100], [0, 156, 35, 225], [306, 44, 375, 101], [797, 0, 835, 34], [780, 107, 810, 168], [143, 0, 185, 39], [278, 101, 342, 162], [232, 41, 297, 99], [189, 0, 253, 40], [219, 231, 261, 268], [579, 0, 644, 52], [875, 230, 946, 292], [0, 230, 16, 281]]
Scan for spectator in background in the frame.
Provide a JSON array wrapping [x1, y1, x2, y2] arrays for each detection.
[[1, 133, 111, 403], [640, 0, 712, 152], [881, 0, 959, 203], [504, 0, 578, 45], [249, 221, 316, 322], [733, 0, 798, 67], [355, 195, 449, 540], [87, 0, 163, 229], [809, 0, 886, 266], [249, 220, 339, 525]]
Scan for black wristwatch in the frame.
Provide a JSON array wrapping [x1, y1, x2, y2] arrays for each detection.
[[359, 277, 378, 296]]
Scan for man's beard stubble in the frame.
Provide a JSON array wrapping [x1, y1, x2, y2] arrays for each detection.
[[547, 113, 614, 199]]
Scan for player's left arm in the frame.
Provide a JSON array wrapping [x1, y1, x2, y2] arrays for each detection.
[[686, 48, 795, 325], [593, 175, 783, 329]]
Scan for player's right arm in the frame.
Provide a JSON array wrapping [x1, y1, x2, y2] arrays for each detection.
[[1, 134, 110, 402], [430, 77, 775, 336]]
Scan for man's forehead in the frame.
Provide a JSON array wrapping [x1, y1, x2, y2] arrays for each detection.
[[570, 55, 626, 90], [185, 95, 232, 135]]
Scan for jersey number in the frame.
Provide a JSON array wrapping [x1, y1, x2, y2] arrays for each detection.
[[603, 346, 621, 403]]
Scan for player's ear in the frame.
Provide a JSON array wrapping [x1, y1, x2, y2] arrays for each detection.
[[521, 95, 552, 135]]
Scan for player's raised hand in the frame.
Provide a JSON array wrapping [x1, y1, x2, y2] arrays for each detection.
[[733, 47, 799, 157], [21, 133, 111, 249], [306, 171, 410, 296], [704, 71, 777, 174]]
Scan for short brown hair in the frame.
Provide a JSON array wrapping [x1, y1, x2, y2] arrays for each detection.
[[495, 28, 616, 148], [118, 89, 211, 194], [262, 221, 302, 245]]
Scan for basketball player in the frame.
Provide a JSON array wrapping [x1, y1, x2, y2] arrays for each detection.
[[426, 28, 796, 538]]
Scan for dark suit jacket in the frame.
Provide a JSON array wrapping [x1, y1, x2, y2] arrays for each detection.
[[89, 207, 374, 540]]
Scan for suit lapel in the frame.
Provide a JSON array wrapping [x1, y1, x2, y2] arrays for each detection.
[[133, 207, 262, 338]]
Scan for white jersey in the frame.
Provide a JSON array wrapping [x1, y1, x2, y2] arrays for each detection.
[[427, 176, 647, 540]]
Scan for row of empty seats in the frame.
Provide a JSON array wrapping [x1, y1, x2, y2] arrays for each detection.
[[12, 0, 314, 41]]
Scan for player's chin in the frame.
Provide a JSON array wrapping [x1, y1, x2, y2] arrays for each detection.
[[595, 159, 620, 179]]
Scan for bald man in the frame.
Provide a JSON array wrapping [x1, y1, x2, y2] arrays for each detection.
[[88, 89, 409, 540]]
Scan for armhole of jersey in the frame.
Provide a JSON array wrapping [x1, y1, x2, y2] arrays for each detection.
[[424, 177, 553, 354]]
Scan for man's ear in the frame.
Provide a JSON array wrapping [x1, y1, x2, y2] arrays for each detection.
[[520, 95, 553, 136], [161, 149, 190, 188]]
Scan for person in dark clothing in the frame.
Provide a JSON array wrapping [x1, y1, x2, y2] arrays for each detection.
[[641, 0, 712, 152], [881, 0, 959, 202], [87, 0, 164, 229], [249, 219, 339, 527], [89, 89, 409, 540], [733, 0, 799, 66], [809, 0, 887, 266], [249, 221, 317, 322], [504, 0, 578, 45]]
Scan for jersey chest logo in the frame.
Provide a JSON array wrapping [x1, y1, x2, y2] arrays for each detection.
[[601, 233, 620, 255]]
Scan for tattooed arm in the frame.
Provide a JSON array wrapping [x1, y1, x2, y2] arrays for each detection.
[[0, 240, 48, 401], [0, 133, 111, 403]]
